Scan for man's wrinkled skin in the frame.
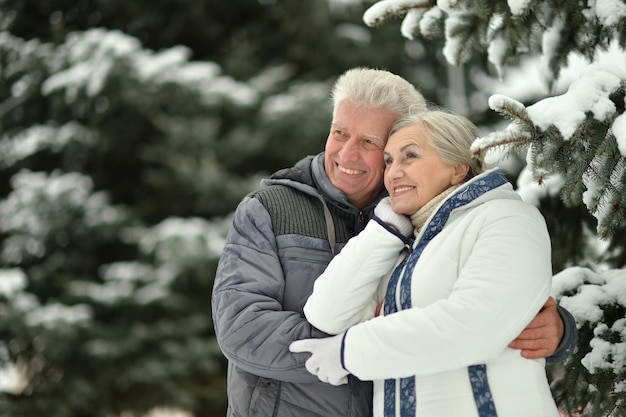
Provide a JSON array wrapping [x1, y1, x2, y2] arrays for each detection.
[[509, 297, 564, 359]]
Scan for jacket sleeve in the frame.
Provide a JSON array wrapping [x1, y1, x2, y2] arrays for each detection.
[[546, 304, 578, 363], [343, 201, 554, 380], [304, 219, 406, 335], [211, 196, 325, 383]]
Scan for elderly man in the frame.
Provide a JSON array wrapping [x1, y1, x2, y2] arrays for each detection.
[[212, 67, 576, 417]]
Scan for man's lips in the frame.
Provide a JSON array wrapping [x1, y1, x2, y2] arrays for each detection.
[[337, 164, 365, 175]]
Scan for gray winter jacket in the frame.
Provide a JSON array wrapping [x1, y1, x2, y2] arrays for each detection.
[[212, 154, 379, 417], [211, 153, 577, 417]]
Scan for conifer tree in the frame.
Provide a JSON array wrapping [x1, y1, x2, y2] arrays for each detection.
[[363, 1, 626, 415], [0, 28, 259, 416], [0, 1, 414, 416]]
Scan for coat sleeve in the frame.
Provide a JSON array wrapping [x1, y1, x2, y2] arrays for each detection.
[[343, 201, 553, 380], [211, 196, 325, 383], [304, 219, 406, 335], [546, 304, 578, 363]]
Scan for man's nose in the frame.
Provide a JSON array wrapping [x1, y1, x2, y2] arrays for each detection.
[[338, 137, 359, 161]]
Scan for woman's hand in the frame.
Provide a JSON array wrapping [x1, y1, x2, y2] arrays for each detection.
[[290, 333, 349, 385], [374, 197, 413, 237]]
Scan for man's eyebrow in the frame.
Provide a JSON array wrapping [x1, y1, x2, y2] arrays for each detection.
[[364, 133, 384, 142]]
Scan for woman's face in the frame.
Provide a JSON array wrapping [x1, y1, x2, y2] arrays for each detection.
[[383, 123, 467, 215]]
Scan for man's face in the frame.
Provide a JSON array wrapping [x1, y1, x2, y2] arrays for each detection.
[[324, 99, 399, 209]]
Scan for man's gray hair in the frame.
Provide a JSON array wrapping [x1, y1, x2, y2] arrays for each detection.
[[390, 110, 485, 180], [331, 67, 427, 119]]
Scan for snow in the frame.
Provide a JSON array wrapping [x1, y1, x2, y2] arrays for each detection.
[[419, 7, 443, 38], [526, 64, 625, 141], [24, 303, 92, 328], [137, 216, 228, 263], [506, 0, 532, 16], [594, 0, 626, 27], [476, 41, 626, 102], [442, 14, 466, 65], [516, 167, 565, 205], [0, 268, 27, 296], [68, 280, 135, 305], [0, 122, 94, 169], [614, 112, 626, 156], [400, 9, 425, 40], [0, 170, 91, 237], [476, 55, 625, 233], [487, 36, 508, 76], [552, 267, 626, 379], [261, 82, 329, 118], [42, 29, 258, 107], [537, 16, 563, 87], [363, 0, 428, 27], [1, 2, 625, 408], [99, 261, 155, 283], [582, 318, 626, 378]]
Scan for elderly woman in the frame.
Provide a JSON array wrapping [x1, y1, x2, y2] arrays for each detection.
[[290, 110, 560, 416]]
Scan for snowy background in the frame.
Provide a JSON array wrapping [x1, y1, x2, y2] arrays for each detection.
[[0, 0, 625, 416]]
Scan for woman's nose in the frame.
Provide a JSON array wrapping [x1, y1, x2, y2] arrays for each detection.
[[386, 162, 403, 180]]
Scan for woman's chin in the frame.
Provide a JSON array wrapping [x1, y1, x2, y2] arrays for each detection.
[[391, 203, 414, 216]]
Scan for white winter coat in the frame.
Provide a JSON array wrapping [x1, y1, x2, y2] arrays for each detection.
[[304, 169, 560, 417]]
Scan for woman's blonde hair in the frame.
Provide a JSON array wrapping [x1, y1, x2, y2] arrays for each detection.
[[390, 110, 485, 180]]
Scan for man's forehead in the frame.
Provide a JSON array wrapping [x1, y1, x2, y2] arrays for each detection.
[[331, 119, 390, 137]]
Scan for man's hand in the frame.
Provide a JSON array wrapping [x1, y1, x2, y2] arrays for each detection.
[[509, 297, 564, 359]]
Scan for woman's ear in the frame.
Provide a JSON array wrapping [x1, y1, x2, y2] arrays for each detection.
[[451, 164, 470, 185]]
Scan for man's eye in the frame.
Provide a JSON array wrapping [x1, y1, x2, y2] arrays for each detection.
[[364, 139, 382, 150]]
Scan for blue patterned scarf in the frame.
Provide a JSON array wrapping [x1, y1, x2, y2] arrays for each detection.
[[382, 169, 508, 417]]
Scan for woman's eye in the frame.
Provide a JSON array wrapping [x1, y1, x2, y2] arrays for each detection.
[[384, 157, 393, 165], [406, 152, 419, 159]]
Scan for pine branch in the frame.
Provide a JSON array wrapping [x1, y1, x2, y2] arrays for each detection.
[[363, 0, 433, 28], [471, 128, 532, 159]]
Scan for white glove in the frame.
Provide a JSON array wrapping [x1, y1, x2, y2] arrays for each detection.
[[289, 333, 349, 386], [374, 197, 413, 237]]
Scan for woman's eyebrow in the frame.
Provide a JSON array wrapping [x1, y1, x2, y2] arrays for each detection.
[[400, 143, 420, 152]]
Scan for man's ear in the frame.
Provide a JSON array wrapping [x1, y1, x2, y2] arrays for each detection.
[[451, 164, 470, 185]]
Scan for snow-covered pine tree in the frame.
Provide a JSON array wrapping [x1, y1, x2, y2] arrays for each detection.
[[474, 65, 626, 416], [0, 29, 257, 417], [363, 1, 626, 415]]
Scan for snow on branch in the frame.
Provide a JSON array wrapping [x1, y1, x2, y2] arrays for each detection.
[[551, 266, 626, 400], [474, 64, 626, 238], [363, 0, 432, 28], [363, 0, 626, 82], [40, 29, 257, 107]]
